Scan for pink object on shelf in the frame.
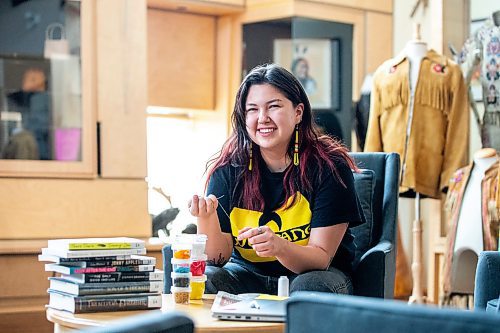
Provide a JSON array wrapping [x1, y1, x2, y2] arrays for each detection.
[[54, 128, 81, 161]]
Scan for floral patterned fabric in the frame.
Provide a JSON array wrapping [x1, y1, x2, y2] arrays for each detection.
[[459, 17, 500, 150]]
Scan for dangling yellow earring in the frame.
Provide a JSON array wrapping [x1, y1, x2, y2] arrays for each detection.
[[293, 124, 299, 166], [248, 141, 253, 171]]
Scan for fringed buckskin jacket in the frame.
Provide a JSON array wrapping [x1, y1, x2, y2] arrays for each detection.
[[441, 160, 499, 302], [365, 50, 469, 198]]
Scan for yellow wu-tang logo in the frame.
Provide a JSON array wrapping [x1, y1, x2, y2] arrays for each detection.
[[230, 192, 312, 262]]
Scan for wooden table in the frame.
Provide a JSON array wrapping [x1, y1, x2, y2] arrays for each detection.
[[46, 294, 285, 333]]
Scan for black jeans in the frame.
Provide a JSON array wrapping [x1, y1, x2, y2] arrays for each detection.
[[205, 260, 353, 295]]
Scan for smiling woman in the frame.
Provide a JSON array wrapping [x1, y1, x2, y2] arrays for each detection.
[[245, 84, 302, 172], [186, 63, 365, 297]]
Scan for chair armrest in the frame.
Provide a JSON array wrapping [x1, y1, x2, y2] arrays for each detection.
[[353, 240, 395, 298], [286, 292, 500, 333], [162, 244, 173, 293], [359, 240, 393, 261]]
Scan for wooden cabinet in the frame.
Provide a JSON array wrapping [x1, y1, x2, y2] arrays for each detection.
[[96, 0, 148, 178], [147, 9, 216, 110], [0, 0, 150, 240], [0, 0, 96, 179]]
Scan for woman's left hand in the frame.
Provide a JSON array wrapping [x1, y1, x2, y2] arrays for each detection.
[[237, 226, 287, 257]]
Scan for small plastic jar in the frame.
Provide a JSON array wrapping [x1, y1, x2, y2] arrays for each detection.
[[189, 274, 207, 300], [172, 234, 192, 259], [171, 272, 191, 288], [190, 253, 207, 276], [171, 258, 191, 274], [191, 234, 208, 257], [171, 286, 191, 304]]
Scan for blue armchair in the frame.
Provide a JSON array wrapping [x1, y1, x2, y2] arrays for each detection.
[[79, 310, 194, 333], [286, 292, 500, 333], [474, 251, 500, 313], [163, 152, 400, 299], [349, 152, 400, 298]]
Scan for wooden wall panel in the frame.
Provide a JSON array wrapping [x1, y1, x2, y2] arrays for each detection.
[[0, 255, 50, 298], [147, 0, 245, 15], [0, 178, 150, 239], [247, 0, 392, 14], [365, 12, 392, 74], [147, 9, 216, 109], [0, 311, 52, 333], [97, 0, 148, 178], [442, 0, 468, 59]]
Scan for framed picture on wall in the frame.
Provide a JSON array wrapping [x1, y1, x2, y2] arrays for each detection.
[[274, 38, 337, 109]]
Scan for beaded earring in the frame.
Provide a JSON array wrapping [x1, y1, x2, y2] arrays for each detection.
[[293, 124, 299, 166], [248, 141, 253, 171]]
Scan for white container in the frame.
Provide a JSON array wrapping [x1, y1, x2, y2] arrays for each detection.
[[171, 272, 191, 288], [190, 274, 207, 300], [191, 234, 208, 257], [171, 258, 191, 274], [190, 253, 208, 276], [171, 235, 192, 259], [278, 275, 289, 297], [171, 286, 191, 304]]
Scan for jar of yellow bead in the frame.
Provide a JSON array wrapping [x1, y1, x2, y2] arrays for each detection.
[[189, 274, 207, 300]]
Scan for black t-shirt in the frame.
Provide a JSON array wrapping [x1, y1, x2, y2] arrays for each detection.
[[206, 158, 365, 277]]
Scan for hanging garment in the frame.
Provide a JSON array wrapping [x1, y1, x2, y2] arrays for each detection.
[[459, 16, 500, 151], [354, 74, 372, 151], [441, 161, 499, 307], [365, 50, 469, 198]]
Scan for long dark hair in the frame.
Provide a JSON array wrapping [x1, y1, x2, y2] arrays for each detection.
[[205, 63, 355, 211]]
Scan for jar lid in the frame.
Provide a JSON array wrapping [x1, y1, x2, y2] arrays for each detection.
[[194, 234, 208, 242], [171, 243, 192, 251], [174, 234, 191, 242], [190, 274, 207, 282], [171, 258, 191, 264], [171, 272, 192, 278], [171, 286, 191, 293], [191, 253, 208, 261]]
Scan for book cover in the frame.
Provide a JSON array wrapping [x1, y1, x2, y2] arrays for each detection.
[[38, 254, 155, 268], [45, 263, 155, 274], [47, 237, 145, 251], [48, 278, 163, 296], [41, 247, 147, 259], [39, 254, 131, 264], [48, 291, 162, 313], [60, 269, 164, 283]]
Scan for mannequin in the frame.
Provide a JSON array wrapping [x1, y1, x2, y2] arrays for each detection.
[[452, 148, 498, 294], [405, 24, 428, 305], [405, 33, 427, 92], [458, 10, 500, 151], [365, 22, 469, 305], [441, 147, 499, 308]]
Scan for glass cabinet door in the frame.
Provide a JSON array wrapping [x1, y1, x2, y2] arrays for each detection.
[[0, 0, 95, 177]]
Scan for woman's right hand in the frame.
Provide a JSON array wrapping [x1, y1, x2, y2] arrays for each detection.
[[188, 194, 218, 218]]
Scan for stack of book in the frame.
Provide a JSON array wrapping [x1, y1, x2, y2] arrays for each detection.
[[39, 237, 163, 313]]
